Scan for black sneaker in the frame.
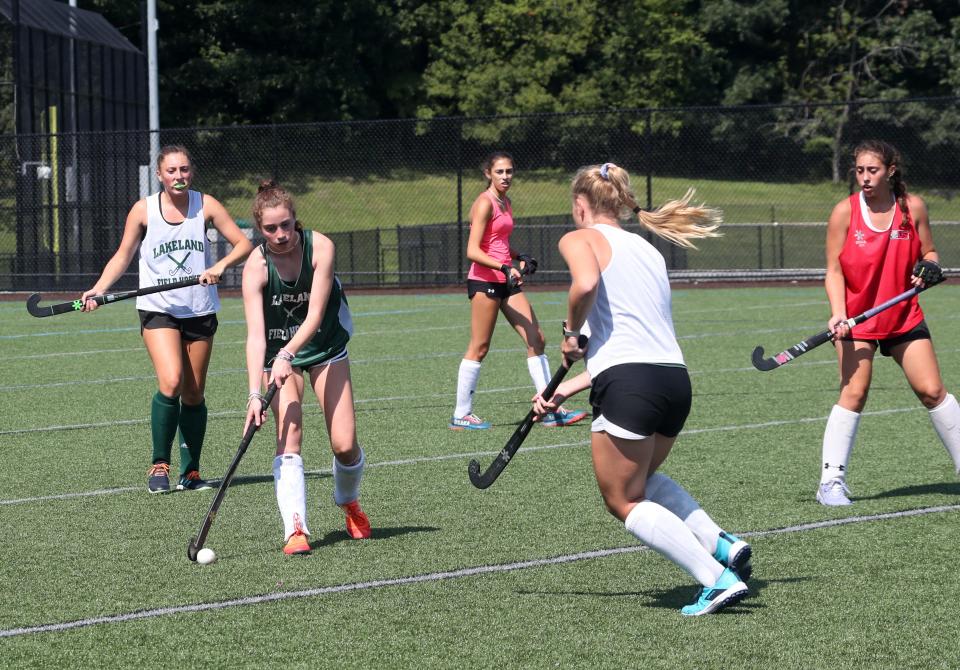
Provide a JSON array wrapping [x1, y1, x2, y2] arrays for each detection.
[[177, 470, 214, 491], [147, 463, 171, 494]]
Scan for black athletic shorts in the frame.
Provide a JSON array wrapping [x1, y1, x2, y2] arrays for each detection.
[[588, 363, 691, 439], [467, 279, 522, 300], [138, 310, 218, 341], [847, 319, 931, 357]]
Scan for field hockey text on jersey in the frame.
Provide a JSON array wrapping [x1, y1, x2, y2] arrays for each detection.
[[268, 325, 300, 341]]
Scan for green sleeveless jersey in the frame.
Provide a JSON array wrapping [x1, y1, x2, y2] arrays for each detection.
[[262, 231, 352, 369]]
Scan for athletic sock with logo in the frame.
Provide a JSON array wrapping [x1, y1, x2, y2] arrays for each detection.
[[821, 404, 860, 484], [178, 400, 208, 476], [624, 500, 724, 587], [151, 391, 180, 465], [454, 359, 482, 418], [929, 393, 960, 473]]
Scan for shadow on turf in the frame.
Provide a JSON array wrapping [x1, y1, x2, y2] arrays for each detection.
[[854, 481, 960, 501], [517, 576, 802, 613], [311, 525, 441, 548]]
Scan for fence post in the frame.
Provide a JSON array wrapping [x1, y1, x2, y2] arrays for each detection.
[[456, 118, 464, 282], [645, 108, 653, 211]]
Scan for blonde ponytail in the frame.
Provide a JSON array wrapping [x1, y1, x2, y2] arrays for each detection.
[[571, 164, 721, 249]]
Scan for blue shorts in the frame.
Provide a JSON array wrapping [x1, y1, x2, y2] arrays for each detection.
[[588, 363, 691, 439]]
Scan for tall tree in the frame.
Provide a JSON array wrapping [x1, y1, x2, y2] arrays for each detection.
[[414, 0, 724, 137], [775, 0, 949, 181]]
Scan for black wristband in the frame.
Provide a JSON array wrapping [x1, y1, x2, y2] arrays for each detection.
[[500, 263, 511, 276]]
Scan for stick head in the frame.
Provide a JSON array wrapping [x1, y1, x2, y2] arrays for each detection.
[[751, 346, 781, 372], [25, 293, 49, 317], [187, 539, 200, 562]]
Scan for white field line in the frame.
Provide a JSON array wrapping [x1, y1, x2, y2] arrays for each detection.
[[0, 502, 956, 639], [0, 324, 879, 392], [0, 405, 922, 506]]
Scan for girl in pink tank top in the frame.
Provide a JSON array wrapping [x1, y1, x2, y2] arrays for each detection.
[[449, 151, 587, 430]]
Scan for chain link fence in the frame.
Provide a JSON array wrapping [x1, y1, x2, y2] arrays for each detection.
[[2, 97, 959, 292]]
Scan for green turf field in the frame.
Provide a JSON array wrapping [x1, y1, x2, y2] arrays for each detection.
[[2, 284, 959, 669]]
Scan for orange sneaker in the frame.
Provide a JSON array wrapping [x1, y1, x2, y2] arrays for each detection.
[[341, 500, 371, 539], [283, 515, 311, 555]]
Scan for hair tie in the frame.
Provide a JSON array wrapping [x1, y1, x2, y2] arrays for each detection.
[[600, 163, 612, 180]]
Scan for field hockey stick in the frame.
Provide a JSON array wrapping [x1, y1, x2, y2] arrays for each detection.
[[26, 277, 201, 318], [187, 384, 278, 561], [468, 334, 587, 489], [751, 278, 946, 372]]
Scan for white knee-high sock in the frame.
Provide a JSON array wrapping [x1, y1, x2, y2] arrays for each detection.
[[333, 447, 365, 505], [929, 394, 960, 473], [624, 500, 724, 587], [526, 354, 551, 393], [273, 453, 310, 540], [645, 473, 724, 555], [821, 405, 861, 484], [454, 359, 482, 418]]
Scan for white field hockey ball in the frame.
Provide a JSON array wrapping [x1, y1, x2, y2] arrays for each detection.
[[196, 547, 217, 565]]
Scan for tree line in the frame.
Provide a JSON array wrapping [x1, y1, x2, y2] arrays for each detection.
[[84, 0, 958, 129]]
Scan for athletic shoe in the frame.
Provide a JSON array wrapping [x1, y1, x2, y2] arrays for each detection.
[[449, 414, 491, 430], [283, 515, 311, 555], [680, 568, 749, 616], [816, 478, 853, 506], [147, 462, 170, 494], [540, 408, 588, 427], [176, 470, 214, 491], [341, 500, 372, 539], [713, 530, 753, 582]]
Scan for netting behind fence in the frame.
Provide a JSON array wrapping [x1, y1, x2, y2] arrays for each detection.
[[2, 98, 959, 291]]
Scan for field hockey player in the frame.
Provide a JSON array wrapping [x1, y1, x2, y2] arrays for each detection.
[[242, 180, 371, 555]]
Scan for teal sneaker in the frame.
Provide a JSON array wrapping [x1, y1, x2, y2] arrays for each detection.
[[680, 568, 748, 616], [540, 408, 588, 427], [176, 470, 214, 491], [449, 414, 491, 430], [713, 530, 752, 582]]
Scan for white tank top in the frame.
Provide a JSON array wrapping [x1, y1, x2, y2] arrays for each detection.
[[136, 190, 220, 317], [585, 224, 684, 378]]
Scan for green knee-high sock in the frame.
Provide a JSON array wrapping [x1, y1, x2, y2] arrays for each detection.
[[151, 392, 181, 465], [178, 400, 208, 476]]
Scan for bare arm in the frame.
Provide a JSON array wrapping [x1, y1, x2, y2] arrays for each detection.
[[242, 247, 269, 430], [203, 194, 254, 284], [80, 200, 148, 310], [824, 198, 851, 335], [532, 370, 592, 417], [558, 229, 601, 360], [466, 195, 517, 284]]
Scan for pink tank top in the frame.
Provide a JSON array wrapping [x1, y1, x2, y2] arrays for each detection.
[[468, 191, 514, 283]]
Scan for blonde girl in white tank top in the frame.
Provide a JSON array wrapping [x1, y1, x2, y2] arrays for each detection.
[[533, 163, 753, 616]]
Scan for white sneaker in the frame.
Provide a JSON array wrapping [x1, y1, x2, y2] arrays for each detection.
[[816, 478, 852, 506]]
